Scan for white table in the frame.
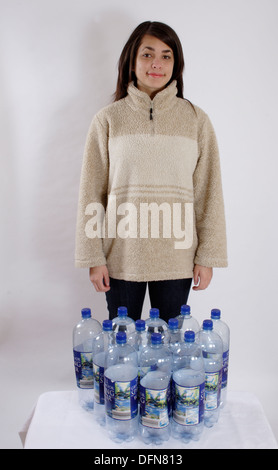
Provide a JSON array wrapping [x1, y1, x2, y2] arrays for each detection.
[[20, 390, 278, 450]]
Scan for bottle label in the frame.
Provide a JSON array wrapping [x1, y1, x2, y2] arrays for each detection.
[[139, 384, 171, 429], [104, 376, 138, 420], [205, 371, 222, 410], [73, 349, 94, 389], [222, 350, 229, 389], [93, 363, 104, 404], [172, 381, 205, 426]]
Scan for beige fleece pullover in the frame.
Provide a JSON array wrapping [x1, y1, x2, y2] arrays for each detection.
[[75, 80, 227, 281]]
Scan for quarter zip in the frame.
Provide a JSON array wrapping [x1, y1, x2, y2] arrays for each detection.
[[126, 81, 178, 120]]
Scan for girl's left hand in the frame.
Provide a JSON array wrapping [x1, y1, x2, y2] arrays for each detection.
[[193, 265, 213, 291]]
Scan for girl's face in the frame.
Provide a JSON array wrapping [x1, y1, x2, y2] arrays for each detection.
[[134, 35, 174, 98]]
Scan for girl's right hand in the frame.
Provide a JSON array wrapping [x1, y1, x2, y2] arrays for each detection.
[[89, 265, 110, 293]]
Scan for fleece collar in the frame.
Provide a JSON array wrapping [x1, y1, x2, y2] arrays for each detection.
[[125, 80, 178, 116]]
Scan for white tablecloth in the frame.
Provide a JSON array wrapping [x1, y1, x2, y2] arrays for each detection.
[[20, 390, 278, 449]]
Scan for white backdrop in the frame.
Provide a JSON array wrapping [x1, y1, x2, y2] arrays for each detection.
[[1, 0, 278, 449]]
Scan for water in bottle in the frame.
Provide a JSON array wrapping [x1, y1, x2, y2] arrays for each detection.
[[139, 333, 172, 445], [93, 319, 115, 425], [168, 318, 182, 353], [172, 330, 205, 443], [112, 306, 136, 344], [73, 308, 102, 411], [199, 320, 223, 427], [104, 332, 138, 443], [176, 305, 200, 337], [145, 308, 170, 344], [211, 308, 230, 407]]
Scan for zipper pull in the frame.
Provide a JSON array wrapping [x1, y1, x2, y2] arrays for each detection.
[[150, 105, 153, 120]]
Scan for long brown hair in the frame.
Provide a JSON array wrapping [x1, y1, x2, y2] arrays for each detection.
[[114, 21, 185, 102]]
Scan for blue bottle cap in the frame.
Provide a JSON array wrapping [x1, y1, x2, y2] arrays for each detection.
[[102, 319, 112, 331], [150, 364, 157, 371], [135, 319, 145, 331], [203, 319, 213, 330], [211, 309, 221, 319], [149, 308, 159, 318], [180, 305, 191, 315], [168, 318, 179, 330], [117, 306, 128, 317], [116, 331, 127, 344], [151, 332, 162, 344], [184, 330, 195, 342], [81, 308, 91, 319]]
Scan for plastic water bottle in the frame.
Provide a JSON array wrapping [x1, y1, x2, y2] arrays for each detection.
[[168, 318, 182, 353], [73, 308, 101, 411], [133, 320, 148, 401], [139, 333, 172, 444], [93, 320, 115, 425], [145, 308, 170, 344], [172, 330, 205, 443], [104, 332, 138, 443], [112, 306, 136, 344], [199, 320, 223, 427], [133, 319, 148, 358], [176, 305, 200, 336], [211, 309, 230, 407]]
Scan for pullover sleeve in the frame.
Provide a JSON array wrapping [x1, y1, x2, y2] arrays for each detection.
[[75, 115, 109, 268], [193, 113, 228, 268]]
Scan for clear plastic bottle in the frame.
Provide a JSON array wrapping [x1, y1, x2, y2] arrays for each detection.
[[145, 308, 170, 345], [133, 320, 148, 401], [112, 306, 136, 344], [176, 305, 200, 337], [73, 308, 102, 411], [134, 319, 148, 358], [93, 319, 115, 425], [172, 330, 205, 443], [199, 319, 223, 427], [211, 309, 230, 407], [168, 318, 182, 353], [139, 333, 172, 445], [104, 332, 138, 443]]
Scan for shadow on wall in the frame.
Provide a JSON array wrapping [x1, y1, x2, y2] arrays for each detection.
[[32, 10, 137, 321]]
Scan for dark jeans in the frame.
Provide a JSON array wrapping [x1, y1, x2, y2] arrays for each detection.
[[105, 278, 192, 323]]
